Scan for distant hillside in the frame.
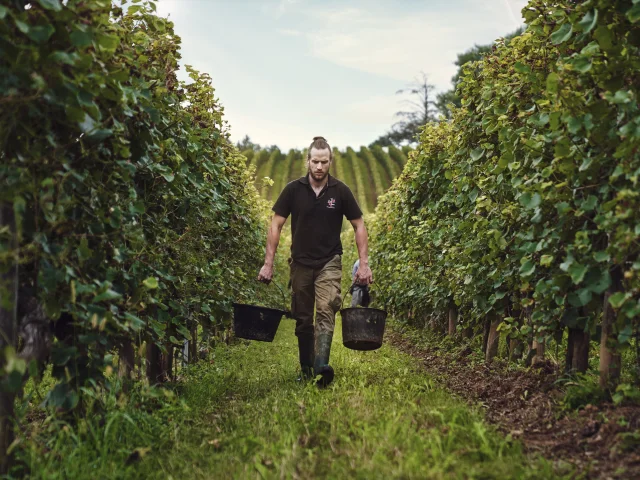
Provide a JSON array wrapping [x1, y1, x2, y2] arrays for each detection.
[[243, 145, 411, 214]]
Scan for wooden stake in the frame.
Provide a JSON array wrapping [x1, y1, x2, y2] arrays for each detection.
[[565, 327, 575, 373], [118, 342, 135, 390], [532, 338, 545, 365], [448, 304, 457, 336], [146, 341, 164, 385], [482, 317, 491, 355], [163, 345, 174, 381], [600, 278, 622, 389], [485, 316, 500, 363], [508, 337, 522, 361], [572, 329, 590, 373], [189, 325, 197, 363]]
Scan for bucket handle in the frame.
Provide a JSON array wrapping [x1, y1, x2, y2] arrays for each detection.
[[341, 281, 358, 311], [272, 280, 291, 317], [258, 279, 292, 318]]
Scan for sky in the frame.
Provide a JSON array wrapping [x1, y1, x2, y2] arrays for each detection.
[[155, 0, 530, 151]]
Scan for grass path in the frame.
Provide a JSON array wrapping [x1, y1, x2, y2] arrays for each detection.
[[20, 320, 564, 479], [147, 321, 560, 479]]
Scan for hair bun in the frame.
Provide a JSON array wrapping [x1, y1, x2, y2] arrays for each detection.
[[313, 136, 327, 142]]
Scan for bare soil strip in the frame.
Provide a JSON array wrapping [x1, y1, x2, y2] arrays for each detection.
[[387, 329, 640, 479]]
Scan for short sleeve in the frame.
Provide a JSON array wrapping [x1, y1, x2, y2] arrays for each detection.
[[342, 185, 363, 220], [272, 183, 293, 218]]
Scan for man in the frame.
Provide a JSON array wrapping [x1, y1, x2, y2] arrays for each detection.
[[258, 136, 373, 388]]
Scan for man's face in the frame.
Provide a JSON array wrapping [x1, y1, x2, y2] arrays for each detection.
[[308, 147, 331, 182]]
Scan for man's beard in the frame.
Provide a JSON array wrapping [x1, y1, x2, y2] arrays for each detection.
[[309, 169, 328, 182]]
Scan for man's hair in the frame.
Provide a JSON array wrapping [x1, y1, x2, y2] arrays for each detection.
[[307, 136, 333, 161]]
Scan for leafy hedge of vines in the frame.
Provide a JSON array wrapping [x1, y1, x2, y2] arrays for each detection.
[[371, 0, 640, 361], [1, 0, 272, 407]]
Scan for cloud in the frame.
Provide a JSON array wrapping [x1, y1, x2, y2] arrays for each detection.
[[290, 1, 529, 89], [277, 0, 301, 17], [258, 0, 302, 19], [154, 0, 531, 149], [277, 28, 303, 37], [501, 0, 520, 26], [339, 94, 402, 126]]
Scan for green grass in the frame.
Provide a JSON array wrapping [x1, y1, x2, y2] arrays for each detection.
[[16, 321, 566, 479]]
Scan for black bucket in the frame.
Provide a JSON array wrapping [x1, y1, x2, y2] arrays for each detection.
[[232, 303, 288, 342], [233, 281, 291, 342], [340, 307, 387, 351]]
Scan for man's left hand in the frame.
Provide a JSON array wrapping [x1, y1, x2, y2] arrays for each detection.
[[355, 263, 373, 285]]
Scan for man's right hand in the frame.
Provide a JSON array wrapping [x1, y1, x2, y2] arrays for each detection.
[[355, 263, 373, 286], [257, 264, 273, 283]]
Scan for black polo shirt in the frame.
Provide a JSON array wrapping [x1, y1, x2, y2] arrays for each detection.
[[272, 174, 362, 268]]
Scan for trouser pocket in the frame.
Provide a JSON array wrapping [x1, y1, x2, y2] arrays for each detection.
[[315, 256, 342, 334], [328, 255, 342, 312], [329, 284, 342, 313]]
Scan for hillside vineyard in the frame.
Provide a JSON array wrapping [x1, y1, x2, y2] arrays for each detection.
[[244, 145, 411, 213]]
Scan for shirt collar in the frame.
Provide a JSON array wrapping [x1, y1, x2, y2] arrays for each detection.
[[299, 174, 337, 187]]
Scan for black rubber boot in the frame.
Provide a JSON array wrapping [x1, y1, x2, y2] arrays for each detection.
[[314, 333, 334, 388], [296, 333, 315, 382], [298, 365, 313, 382]]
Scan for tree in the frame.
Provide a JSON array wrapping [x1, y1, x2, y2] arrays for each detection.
[[371, 27, 526, 146], [236, 135, 261, 151], [370, 72, 438, 147]]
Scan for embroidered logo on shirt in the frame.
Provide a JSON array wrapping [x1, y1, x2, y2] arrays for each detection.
[[327, 198, 336, 209]]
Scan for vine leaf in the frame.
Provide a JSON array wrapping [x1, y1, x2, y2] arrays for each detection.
[[571, 56, 592, 73], [470, 148, 485, 161], [85, 129, 113, 143], [143, 277, 159, 289], [27, 25, 56, 44], [608, 292, 630, 309], [578, 10, 598, 33], [546, 72, 560, 94], [93, 289, 122, 303], [568, 289, 592, 307], [519, 192, 541, 209], [519, 259, 536, 277], [568, 263, 588, 284], [38, 0, 62, 11], [97, 33, 120, 52], [627, 4, 640, 23], [551, 23, 573, 45]]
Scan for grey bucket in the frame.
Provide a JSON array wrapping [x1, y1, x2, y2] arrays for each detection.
[[340, 307, 387, 351]]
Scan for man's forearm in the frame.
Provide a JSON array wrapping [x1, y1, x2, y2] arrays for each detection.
[[264, 222, 282, 266], [354, 224, 369, 265]]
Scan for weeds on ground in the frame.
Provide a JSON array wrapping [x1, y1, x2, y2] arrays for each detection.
[[556, 373, 607, 411], [10, 379, 184, 480]]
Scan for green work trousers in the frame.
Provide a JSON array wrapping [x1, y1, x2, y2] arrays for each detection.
[[290, 254, 342, 337]]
